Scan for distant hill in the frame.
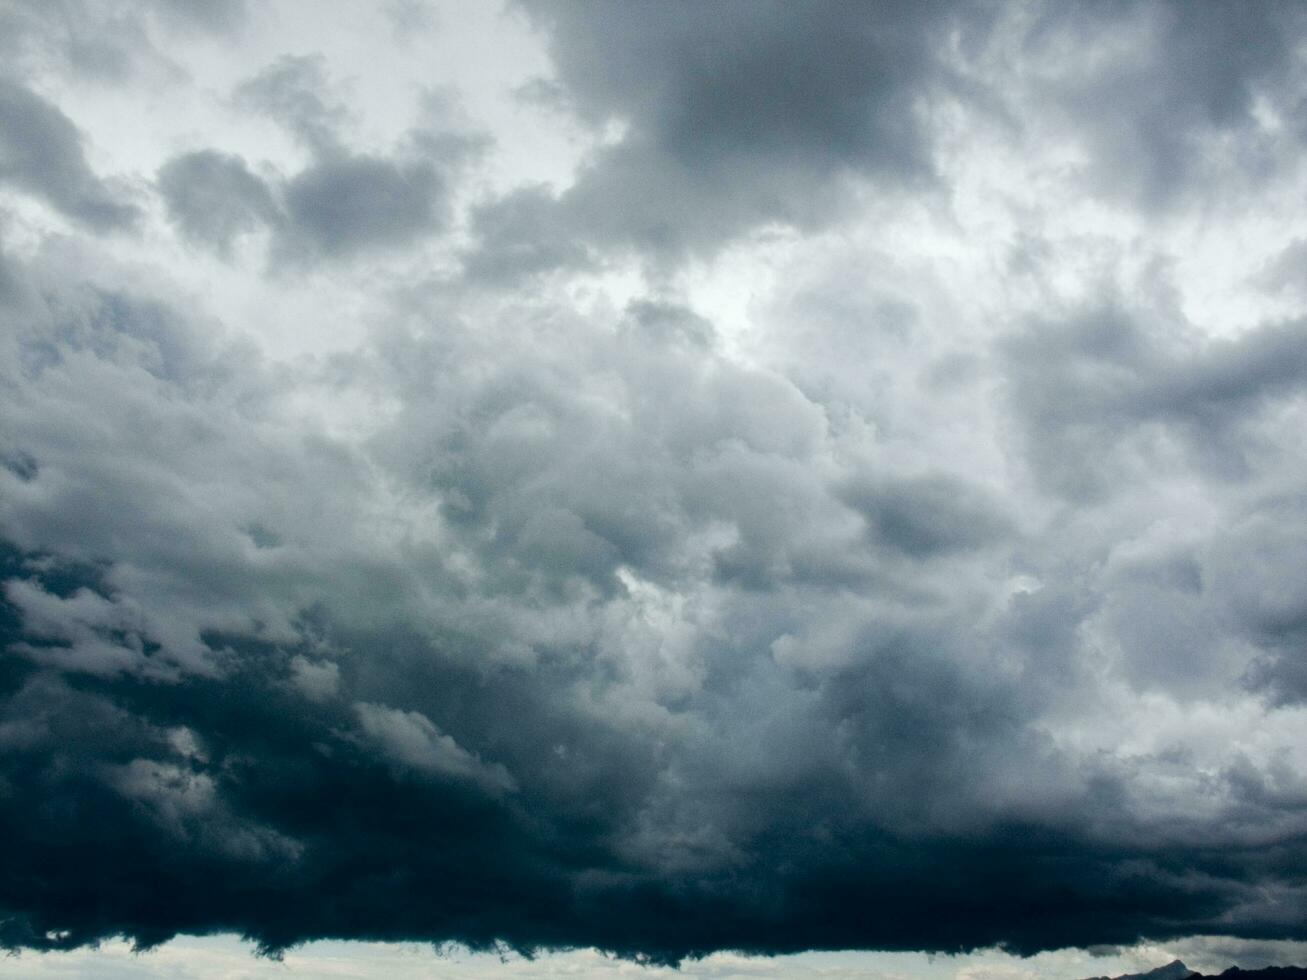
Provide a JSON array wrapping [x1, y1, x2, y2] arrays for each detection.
[[1082, 960, 1196, 980], [1082, 962, 1307, 980]]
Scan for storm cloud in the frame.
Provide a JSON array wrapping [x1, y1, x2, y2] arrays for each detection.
[[467, 0, 984, 272], [4, 0, 1307, 972], [157, 55, 479, 264], [0, 78, 138, 230]]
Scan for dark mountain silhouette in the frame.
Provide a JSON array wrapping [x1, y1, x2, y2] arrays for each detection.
[[1082, 962, 1307, 980], [1083, 960, 1196, 980]]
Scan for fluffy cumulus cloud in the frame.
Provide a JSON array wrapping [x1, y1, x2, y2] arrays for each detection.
[[5, 0, 1307, 974]]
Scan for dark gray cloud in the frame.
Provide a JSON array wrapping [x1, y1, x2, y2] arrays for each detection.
[[0, 78, 138, 230], [159, 58, 476, 263], [8, 0, 1307, 971], [1259, 239, 1307, 303], [1004, 304, 1307, 498], [157, 151, 278, 255], [1024, 1, 1307, 207], [463, 185, 593, 283], [467, 0, 1307, 278], [278, 155, 447, 260], [233, 55, 346, 156], [839, 473, 1014, 559], [157, 149, 455, 263], [466, 0, 991, 274]]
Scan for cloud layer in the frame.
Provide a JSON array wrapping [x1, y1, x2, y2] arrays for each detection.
[[3, 0, 1307, 967]]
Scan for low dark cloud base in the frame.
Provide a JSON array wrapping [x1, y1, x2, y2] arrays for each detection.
[[0, 541, 1302, 964]]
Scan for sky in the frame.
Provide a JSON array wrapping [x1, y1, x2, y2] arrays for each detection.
[[3, 1, 1307, 978]]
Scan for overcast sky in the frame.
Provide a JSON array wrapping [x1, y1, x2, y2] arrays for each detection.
[[4, 2, 1307, 978]]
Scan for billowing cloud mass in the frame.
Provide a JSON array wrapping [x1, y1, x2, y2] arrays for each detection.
[[5, 0, 1307, 971]]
